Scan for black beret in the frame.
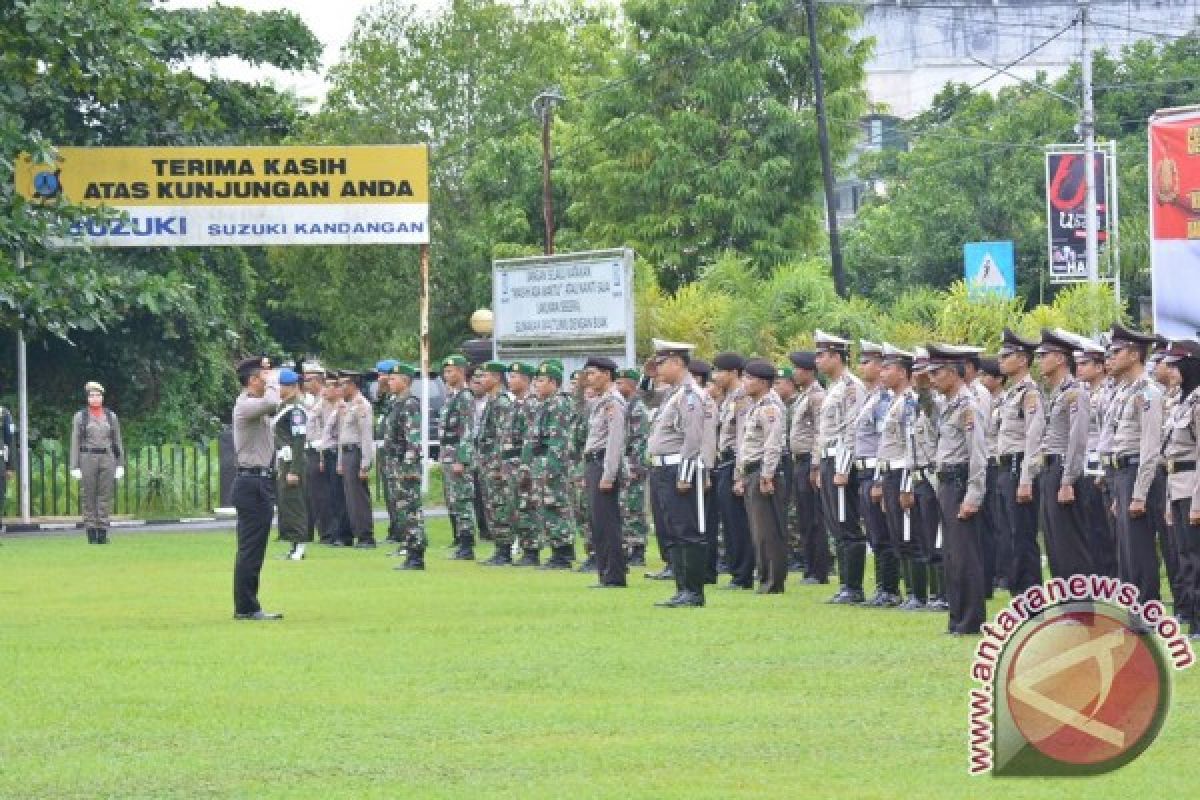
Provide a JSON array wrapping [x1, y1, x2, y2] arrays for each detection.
[[744, 358, 776, 380], [788, 351, 817, 371], [584, 356, 618, 374], [713, 352, 745, 372], [688, 359, 712, 379], [979, 357, 1003, 378], [236, 356, 265, 377]]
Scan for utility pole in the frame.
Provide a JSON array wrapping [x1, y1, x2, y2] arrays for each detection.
[[1079, 0, 1100, 286], [804, 0, 847, 298], [533, 90, 564, 256]]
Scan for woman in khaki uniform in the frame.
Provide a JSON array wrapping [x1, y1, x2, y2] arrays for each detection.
[[69, 381, 126, 543]]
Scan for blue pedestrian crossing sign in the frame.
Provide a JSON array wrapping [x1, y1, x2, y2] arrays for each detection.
[[964, 241, 1015, 299]]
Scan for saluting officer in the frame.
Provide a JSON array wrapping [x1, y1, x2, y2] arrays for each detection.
[[1075, 338, 1118, 577], [644, 339, 709, 607], [849, 339, 897, 606], [874, 344, 919, 608], [713, 352, 754, 590], [788, 351, 829, 584], [995, 328, 1045, 594], [813, 330, 867, 604], [1163, 340, 1200, 638], [1034, 330, 1092, 579], [582, 357, 627, 588], [1100, 324, 1165, 606], [927, 344, 988, 636], [439, 355, 478, 560], [337, 370, 377, 548], [736, 359, 789, 593]]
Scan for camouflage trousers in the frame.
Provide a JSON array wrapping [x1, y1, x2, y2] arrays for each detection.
[[570, 460, 591, 554], [379, 451, 402, 539], [621, 467, 649, 550], [384, 451, 425, 550], [532, 455, 574, 548], [506, 459, 540, 551], [440, 457, 477, 545], [481, 458, 516, 547]]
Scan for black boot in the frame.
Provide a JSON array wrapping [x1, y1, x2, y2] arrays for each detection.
[[928, 563, 949, 610], [537, 544, 573, 569], [680, 544, 707, 606], [655, 546, 684, 606], [396, 548, 426, 570], [86, 528, 97, 544], [628, 544, 646, 567], [481, 544, 513, 566], [513, 548, 540, 567], [96, 529, 109, 544]]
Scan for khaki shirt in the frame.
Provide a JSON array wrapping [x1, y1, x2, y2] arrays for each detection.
[[337, 393, 376, 470], [816, 371, 866, 458], [1038, 376, 1089, 486], [585, 388, 627, 483], [995, 374, 1045, 486], [1102, 372, 1163, 501], [304, 395, 326, 450], [717, 386, 753, 461], [701, 390, 719, 469], [877, 387, 916, 466], [70, 407, 126, 470], [849, 385, 890, 461], [788, 382, 825, 461], [232, 382, 280, 469], [1162, 387, 1200, 502], [647, 377, 706, 463], [935, 385, 988, 507], [905, 389, 942, 470], [736, 390, 785, 481]]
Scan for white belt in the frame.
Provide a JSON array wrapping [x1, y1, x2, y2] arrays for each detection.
[[822, 447, 838, 458], [882, 459, 906, 471], [652, 454, 683, 466], [853, 457, 877, 469]]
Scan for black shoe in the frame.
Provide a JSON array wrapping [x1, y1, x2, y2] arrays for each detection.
[[644, 566, 673, 580], [899, 596, 926, 611], [575, 556, 596, 573], [660, 589, 705, 607], [829, 588, 865, 605], [801, 576, 828, 585], [588, 582, 626, 589], [233, 611, 284, 621], [513, 549, 540, 567], [96, 529, 109, 544], [537, 557, 571, 570], [927, 597, 950, 611], [721, 582, 752, 591], [481, 549, 512, 566], [354, 540, 377, 549], [395, 559, 426, 571], [451, 549, 475, 560], [628, 545, 646, 567], [86, 528, 97, 544], [331, 540, 353, 547], [655, 592, 685, 607], [716, 560, 729, 574]]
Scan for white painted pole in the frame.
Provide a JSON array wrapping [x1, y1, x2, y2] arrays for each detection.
[[16, 249, 31, 524], [419, 242, 431, 496]]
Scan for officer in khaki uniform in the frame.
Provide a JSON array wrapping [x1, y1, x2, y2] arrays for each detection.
[[736, 359, 789, 593], [1101, 324, 1165, 606], [994, 328, 1045, 594], [582, 356, 627, 588], [813, 330, 867, 604], [336, 370, 377, 547], [849, 339, 897, 606], [1075, 339, 1118, 577], [301, 363, 332, 544], [903, 349, 948, 611], [772, 366, 802, 572], [927, 344, 988, 636], [1163, 340, 1200, 638], [874, 345, 921, 608], [713, 352, 754, 590], [70, 381, 126, 544], [789, 351, 829, 584], [1033, 330, 1092, 579]]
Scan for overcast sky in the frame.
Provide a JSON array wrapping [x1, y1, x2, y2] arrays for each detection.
[[164, 0, 446, 106]]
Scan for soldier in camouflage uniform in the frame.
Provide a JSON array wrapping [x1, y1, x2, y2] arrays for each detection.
[[506, 362, 542, 566], [439, 355, 477, 559], [374, 359, 401, 543], [522, 361, 576, 569], [616, 368, 650, 565], [382, 363, 426, 570], [477, 361, 518, 565]]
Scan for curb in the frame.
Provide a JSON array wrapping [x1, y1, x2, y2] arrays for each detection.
[[2, 507, 449, 535]]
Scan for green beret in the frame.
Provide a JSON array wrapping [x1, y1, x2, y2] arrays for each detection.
[[390, 362, 416, 378], [441, 354, 468, 369], [507, 361, 536, 377], [482, 361, 509, 374], [775, 365, 795, 380], [537, 362, 563, 383], [544, 358, 564, 371], [616, 368, 640, 381]]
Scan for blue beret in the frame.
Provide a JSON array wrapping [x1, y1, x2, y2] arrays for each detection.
[[278, 368, 301, 386], [376, 359, 399, 373]]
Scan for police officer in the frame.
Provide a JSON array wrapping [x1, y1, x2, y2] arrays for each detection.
[[644, 339, 709, 607], [713, 352, 754, 590], [231, 357, 283, 621], [977, 356, 1005, 593], [273, 369, 310, 561], [995, 328, 1045, 594], [301, 363, 332, 545], [788, 351, 829, 584], [477, 361, 517, 565], [813, 330, 867, 603], [69, 381, 126, 545], [337, 370, 377, 548], [903, 348, 948, 611], [524, 361, 577, 569], [1101, 324, 1165, 607], [874, 344, 918, 607], [320, 377, 352, 546], [696, 362, 721, 582], [850, 339, 896, 607], [582, 356, 627, 588], [773, 365, 802, 572], [927, 344, 988, 636], [1076, 338, 1118, 577], [1164, 340, 1200, 638], [1150, 339, 1183, 612], [385, 363, 426, 570], [616, 368, 651, 566], [1034, 330, 1092, 579], [469, 368, 493, 546], [736, 359, 789, 593], [439, 355, 478, 560]]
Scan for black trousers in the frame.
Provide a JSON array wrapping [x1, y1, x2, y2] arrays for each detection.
[[860, 474, 893, 591], [704, 485, 719, 578], [914, 475, 941, 565], [1150, 469, 1181, 607], [650, 466, 703, 547], [715, 464, 754, 586], [324, 450, 352, 543], [1079, 473, 1117, 577], [340, 448, 373, 541], [305, 449, 331, 540], [586, 461, 625, 586], [937, 477, 985, 634], [1170, 497, 1200, 625], [996, 467, 1042, 594], [1039, 464, 1094, 579], [793, 455, 829, 579], [1108, 464, 1161, 603], [232, 474, 275, 615], [745, 467, 788, 592], [981, 464, 1000, 589], [882, 471, 923, 560]]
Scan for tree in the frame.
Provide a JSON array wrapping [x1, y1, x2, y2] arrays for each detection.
[[564, 0, 870, 291]]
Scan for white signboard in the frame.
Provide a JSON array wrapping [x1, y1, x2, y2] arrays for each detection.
[[494, 250, 633, 340]]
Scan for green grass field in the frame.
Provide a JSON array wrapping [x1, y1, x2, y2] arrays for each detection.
[[2, 520, 1197, 798]]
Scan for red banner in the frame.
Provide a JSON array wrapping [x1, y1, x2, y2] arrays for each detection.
[[1150, 108, 1200, 338]]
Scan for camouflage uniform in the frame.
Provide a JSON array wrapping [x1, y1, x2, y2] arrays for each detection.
[[374, 366, 401, 542], [570, 386, 594, 564], [524, 390, 575, 552], [384, 383, 425, 559], [621, 393, 651, 556], [508, 382, 542, 558], [477, 373, 518, 563], [439, 376, 477, 556]]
